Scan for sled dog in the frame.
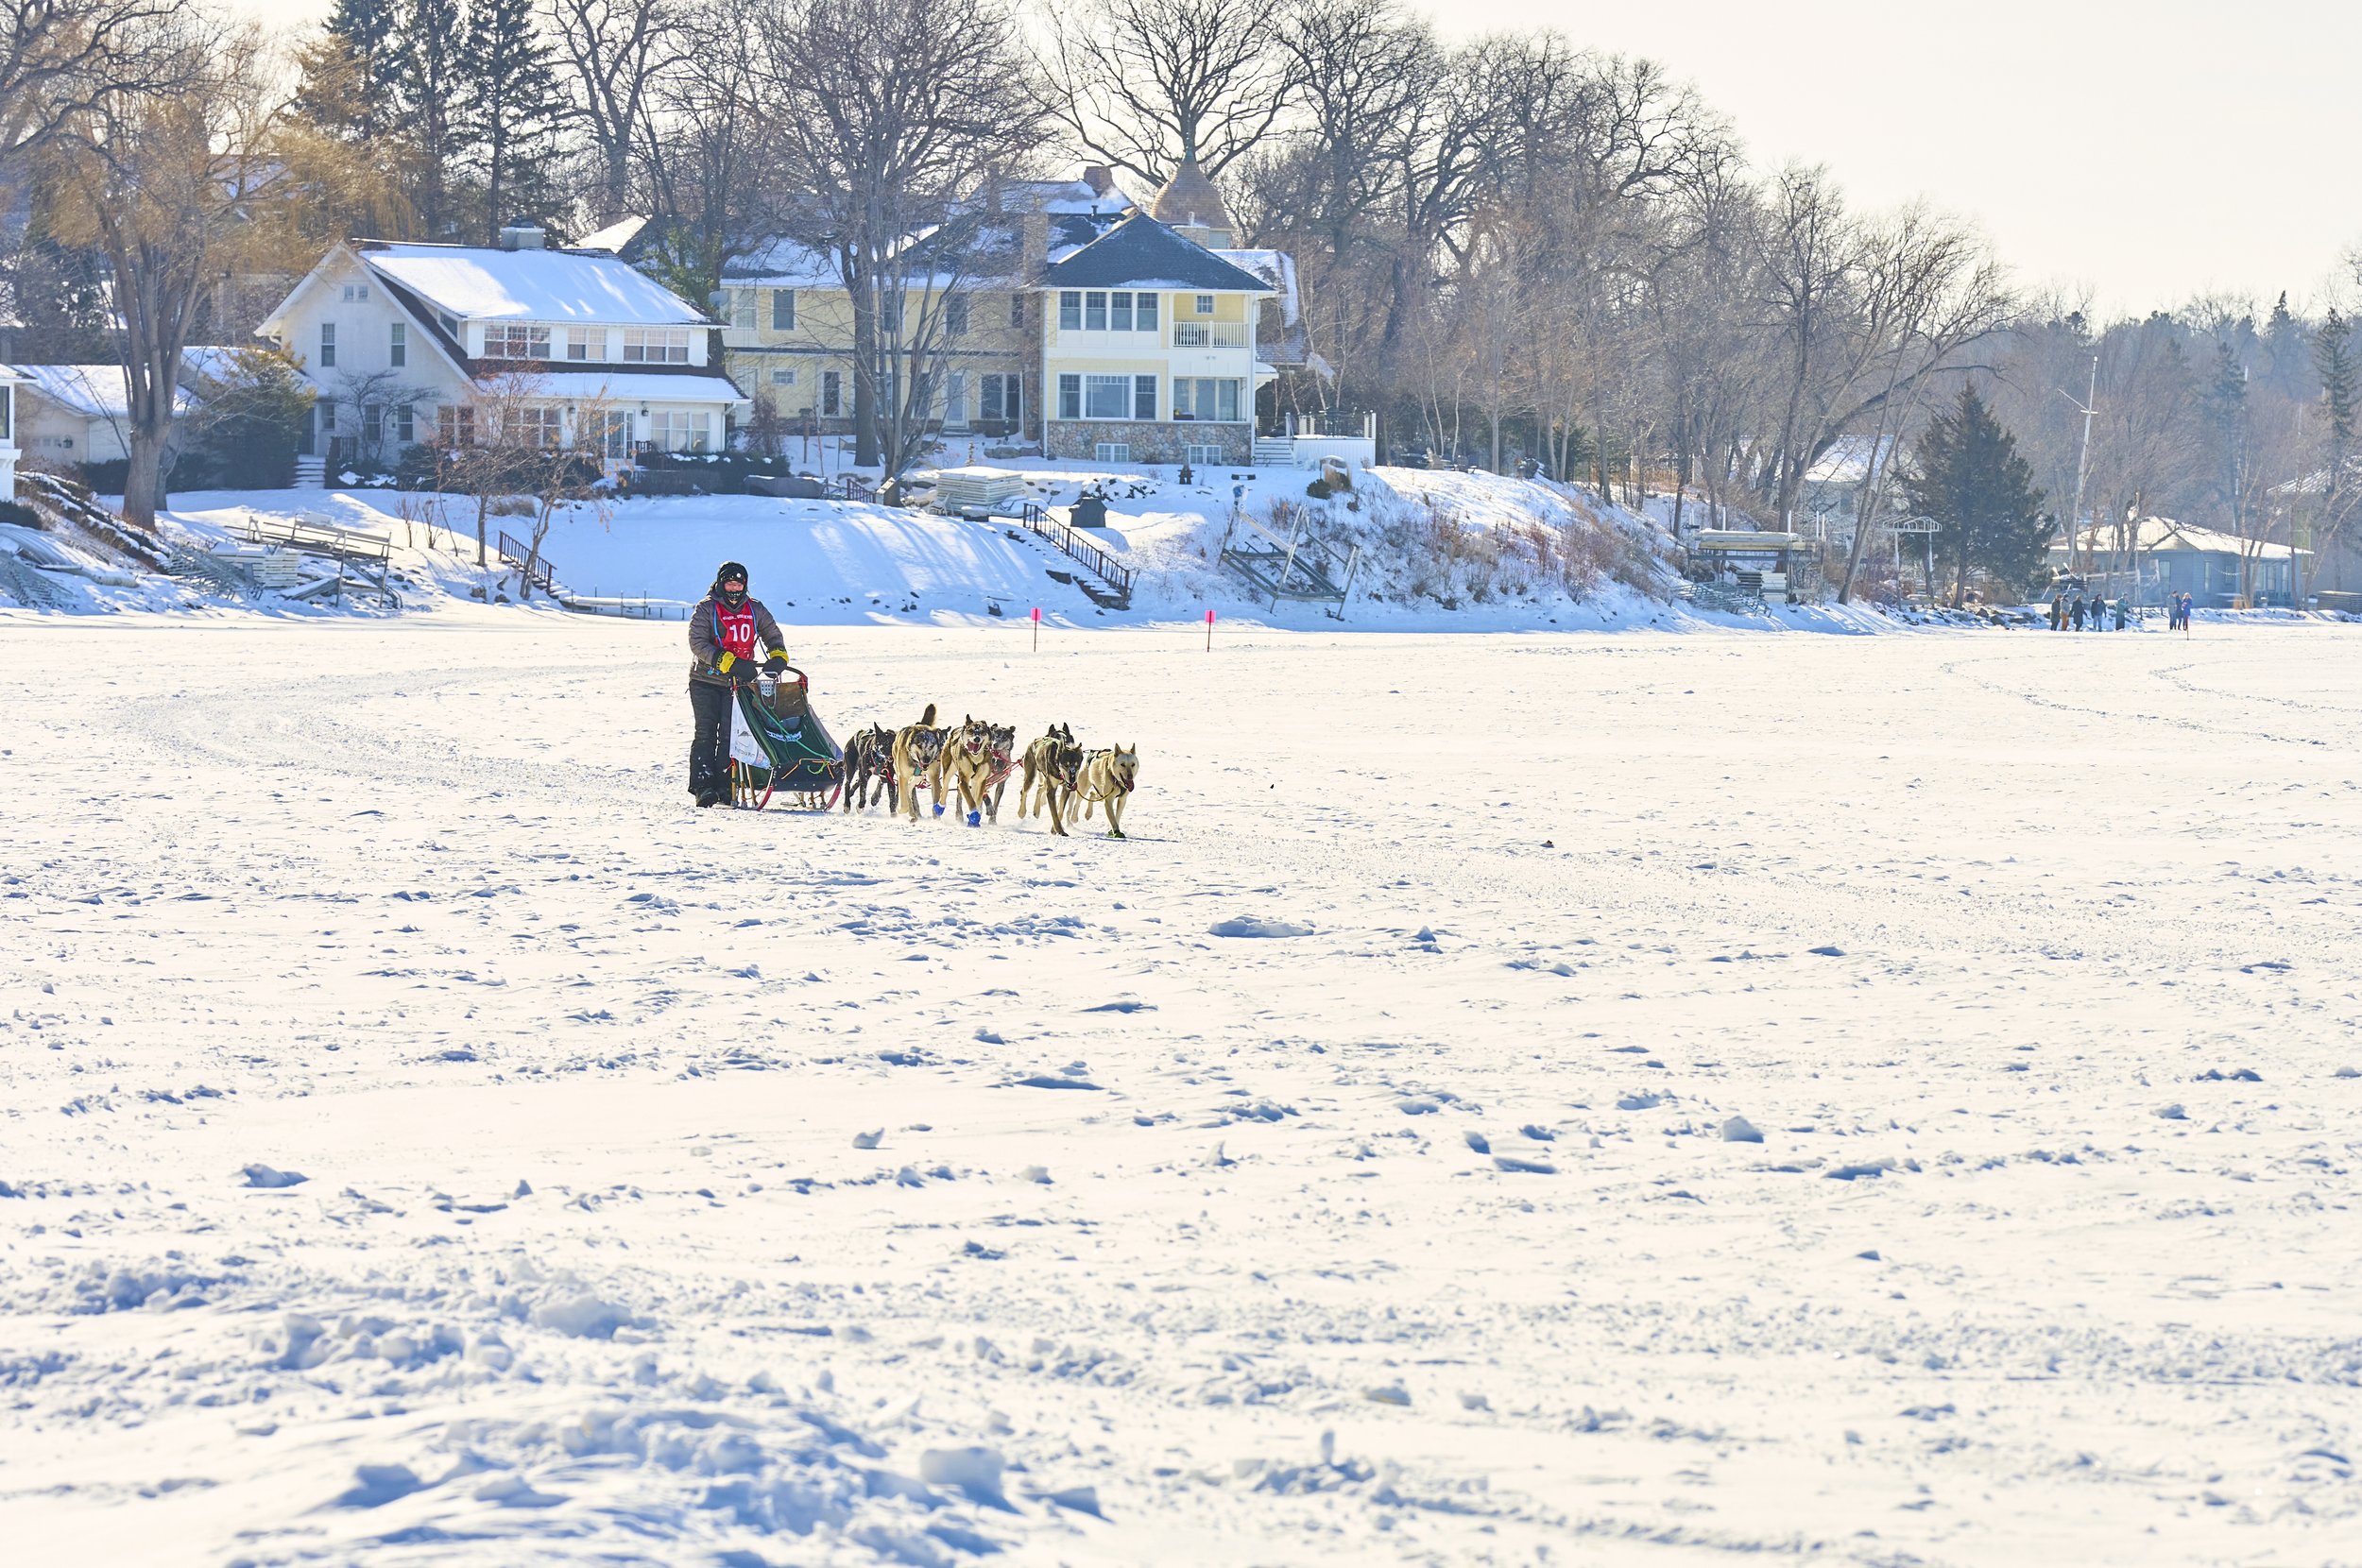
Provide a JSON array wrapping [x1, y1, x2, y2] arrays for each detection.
[[941, 716, 1018, 824], [893, 703, 949, 820], [1018, 724, 1083, 836], [1073, 743, 1139, 840], [841, 723, 898, 811]]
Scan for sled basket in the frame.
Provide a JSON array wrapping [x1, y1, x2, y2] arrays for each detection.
[[730, 668, 843, 805]]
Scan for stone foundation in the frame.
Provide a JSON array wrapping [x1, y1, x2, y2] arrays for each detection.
[[1045, 420, 1250, 466]]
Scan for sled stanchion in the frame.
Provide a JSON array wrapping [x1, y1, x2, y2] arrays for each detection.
[[1032, 605, 1039, 652], [1206, 607, 1214, 652]]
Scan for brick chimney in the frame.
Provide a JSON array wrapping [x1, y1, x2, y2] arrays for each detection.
[[1082, 164, 1116, 198], [1019, 210, 1049, 281]]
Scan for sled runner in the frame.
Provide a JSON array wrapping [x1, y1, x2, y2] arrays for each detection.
[[727, 667, 844, 810]]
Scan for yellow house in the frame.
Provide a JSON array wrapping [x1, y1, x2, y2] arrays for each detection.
[[716, 163, 1294, 466]]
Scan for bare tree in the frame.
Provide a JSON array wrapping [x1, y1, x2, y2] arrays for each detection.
[[636, 0, 766, 307], [754, 0, 1039, 467], [544, 0, 682, 225], [1036, 0, 1293, 184], [0, 0, 191, 161], [40, 15, 294, 527]]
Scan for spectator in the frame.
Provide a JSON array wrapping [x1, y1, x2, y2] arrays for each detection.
[[2114, 596, 2129, 631], [2071, 592, 2086, 631]]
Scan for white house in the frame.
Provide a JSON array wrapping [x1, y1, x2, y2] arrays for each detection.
[[256, 226, 748, 473], [2, 363, 205, 479], [0, 366, 21, 497]]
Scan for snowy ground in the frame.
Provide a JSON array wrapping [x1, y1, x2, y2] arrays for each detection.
[[3, 614, 2359, 1567]]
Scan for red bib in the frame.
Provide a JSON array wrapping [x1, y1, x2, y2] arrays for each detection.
[[713, 601, 757, 659]]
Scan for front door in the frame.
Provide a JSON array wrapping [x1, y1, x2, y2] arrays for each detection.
[[944, 371, 967, 429]]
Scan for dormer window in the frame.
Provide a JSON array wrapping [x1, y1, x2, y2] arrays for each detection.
[[483, 323, 551, 360], [438, 313, 459, 336], [623, 327, 690, 364]]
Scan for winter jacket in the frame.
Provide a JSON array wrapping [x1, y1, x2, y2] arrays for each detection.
[[688, 593, 786, 687]]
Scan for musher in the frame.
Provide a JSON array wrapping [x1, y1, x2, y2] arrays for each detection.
[[686, 560, 789, 808]]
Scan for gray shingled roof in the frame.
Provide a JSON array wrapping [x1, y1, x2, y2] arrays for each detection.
[[1039, 215, 1271, 294]]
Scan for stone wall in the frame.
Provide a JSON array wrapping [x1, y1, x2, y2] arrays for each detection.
[[1045, 420, 1250, 465]]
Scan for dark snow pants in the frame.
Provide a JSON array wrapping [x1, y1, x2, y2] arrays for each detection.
[[688, 680, 736, 795]]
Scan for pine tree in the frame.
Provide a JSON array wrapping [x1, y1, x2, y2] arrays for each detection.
[[2200, 337, 2250, 533], [2314, 307, 2360, 590], [2316, 308, 2356, 455], [398, 0, 470, 239], [1904, 383, 2054, 605], [298, 0, 407, 143], [2264, 291, 2305, 394], [459, 0, 568, 244]]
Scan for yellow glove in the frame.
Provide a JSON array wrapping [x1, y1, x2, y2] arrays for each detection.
[[715, 651, 737, 673]]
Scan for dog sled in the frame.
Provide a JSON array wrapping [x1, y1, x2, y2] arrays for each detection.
[[727, 666, 844, 810]]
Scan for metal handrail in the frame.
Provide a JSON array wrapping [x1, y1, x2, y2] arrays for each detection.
[[495, 529, 557, 593], [1016, 502, 1134, 602]]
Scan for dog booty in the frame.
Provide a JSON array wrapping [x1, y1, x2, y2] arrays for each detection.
[[933, 804, 945, 816], [967, 810, 981, 827]]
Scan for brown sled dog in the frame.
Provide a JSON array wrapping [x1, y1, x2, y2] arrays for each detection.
[[1073, 744, 1140, 840], [893, 703, 949, 820], [840, 723, 898, 811], [940, 716, 1018, 825], [1018, 723, 1083, 835]]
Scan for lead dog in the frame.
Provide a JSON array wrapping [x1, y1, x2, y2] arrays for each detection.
[[1073, 743, 1139, 840], [892, 703, 949, 820], [1018, 724, 1082, 836], [940, 716, 1018, 825], [841, 723, 898, 811]]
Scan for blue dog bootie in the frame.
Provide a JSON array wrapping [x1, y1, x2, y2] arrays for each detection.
[[967, 810, 982, 827], [932, 803, 945, 817]]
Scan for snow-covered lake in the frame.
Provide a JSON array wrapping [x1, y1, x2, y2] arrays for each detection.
[[2, 614, 2356, 1565]]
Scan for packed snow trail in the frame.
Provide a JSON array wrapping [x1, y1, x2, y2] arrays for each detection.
[[1, 615, 2358, 1566]]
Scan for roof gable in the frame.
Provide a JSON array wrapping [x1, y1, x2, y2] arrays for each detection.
[[1039, 215, 1271, 294]]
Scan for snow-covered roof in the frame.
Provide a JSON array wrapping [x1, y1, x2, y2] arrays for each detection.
[[1805, 435, 1895, 486], [2057, 515, 2305, 561], [726, 236, 839, 291], [522, 371, 749, 408], [355, 242, 709, 327], [1042, 216, 1273, 294], [1215, 249, 1299, 325], [7, 364, 194, 419], [573, 216, 648, 254]]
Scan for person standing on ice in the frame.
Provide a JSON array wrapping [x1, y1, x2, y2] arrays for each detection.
[[2114, 595, 2129, 631], [685, 560, 789, 809], [2049, 589, 2064, 630]]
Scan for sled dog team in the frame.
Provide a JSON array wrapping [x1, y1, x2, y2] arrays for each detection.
[[840, 705, 1141, 839]]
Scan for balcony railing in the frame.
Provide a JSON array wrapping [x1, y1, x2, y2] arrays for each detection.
[[1172, 322, 1247, 349]]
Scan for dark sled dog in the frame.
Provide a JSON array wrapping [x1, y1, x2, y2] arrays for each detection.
[[840, 722, 899, 811]]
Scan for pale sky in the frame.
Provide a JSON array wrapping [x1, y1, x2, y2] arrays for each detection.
[[235, 0, 2353, 316]]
